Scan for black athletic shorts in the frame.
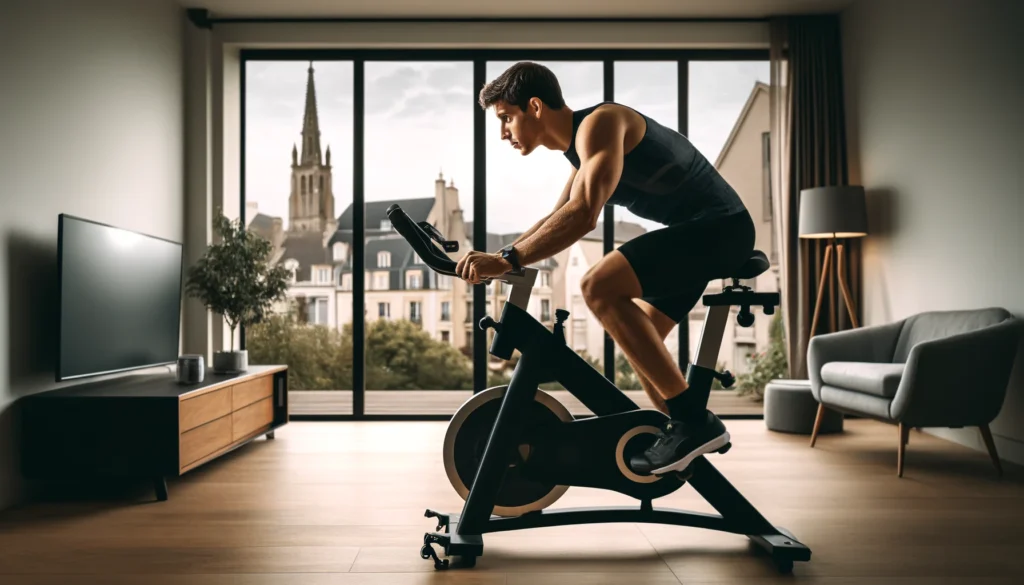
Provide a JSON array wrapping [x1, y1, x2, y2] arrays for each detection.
[[617, 210, 757, 323]]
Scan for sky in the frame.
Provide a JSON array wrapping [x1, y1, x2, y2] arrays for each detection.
[[243, 59, 769, 238]]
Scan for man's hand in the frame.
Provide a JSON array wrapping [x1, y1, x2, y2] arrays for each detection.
[[455, 251, 512, 284]]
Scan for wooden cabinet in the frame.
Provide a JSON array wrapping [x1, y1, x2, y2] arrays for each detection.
[[21, 365, 288, 501]]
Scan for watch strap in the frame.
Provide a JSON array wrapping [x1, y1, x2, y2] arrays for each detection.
[[501, 245, 522, 271]]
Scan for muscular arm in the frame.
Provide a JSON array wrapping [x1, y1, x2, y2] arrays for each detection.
[[514, 111, 625, 266], [510, 167, 577, 247]]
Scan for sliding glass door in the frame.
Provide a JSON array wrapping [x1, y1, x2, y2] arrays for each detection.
[[362, 61, 475, 416], [688, 60, 773, 416], [611, 61, 680, 413], [242, 60, 354, 416], [485, 60, 604, 417]]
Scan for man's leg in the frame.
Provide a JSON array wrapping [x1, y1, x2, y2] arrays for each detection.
[[582, 250, 730, 475], [628, 299, 679, 415], [581, 251, 689, 405]]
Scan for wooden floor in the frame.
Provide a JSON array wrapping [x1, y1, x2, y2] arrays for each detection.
[[1, 418, 1022, 584], [289, 389, 763, 416]]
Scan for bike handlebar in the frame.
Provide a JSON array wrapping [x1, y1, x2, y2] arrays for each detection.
[[385, 204, 528, 282], [386, 204, 460, 277]]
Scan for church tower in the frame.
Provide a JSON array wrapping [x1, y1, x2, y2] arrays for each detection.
[[288, 62, 334, 233]]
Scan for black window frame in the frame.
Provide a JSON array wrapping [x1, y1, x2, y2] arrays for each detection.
[[239, 48, 769, 421]]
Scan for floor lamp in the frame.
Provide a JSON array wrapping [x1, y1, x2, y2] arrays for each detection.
[[798, 185, 868, 334]]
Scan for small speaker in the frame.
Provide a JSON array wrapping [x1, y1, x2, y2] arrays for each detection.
[[176, 354, 205, 384]]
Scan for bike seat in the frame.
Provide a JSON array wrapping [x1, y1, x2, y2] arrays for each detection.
[[732, 250, 771, 280]]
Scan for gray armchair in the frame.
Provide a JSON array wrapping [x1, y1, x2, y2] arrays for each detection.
[[807, 307, 1022, 477]]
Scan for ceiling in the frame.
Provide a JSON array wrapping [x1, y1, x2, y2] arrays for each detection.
[[183, 0, 856, 20]]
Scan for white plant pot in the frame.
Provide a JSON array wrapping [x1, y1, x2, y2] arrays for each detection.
[[213, 350, 248, 374]]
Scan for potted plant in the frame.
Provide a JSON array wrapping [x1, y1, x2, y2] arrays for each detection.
[[185, 210, 291, 374]]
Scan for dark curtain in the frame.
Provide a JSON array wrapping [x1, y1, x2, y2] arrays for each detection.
[[771, 14, 863, 379]]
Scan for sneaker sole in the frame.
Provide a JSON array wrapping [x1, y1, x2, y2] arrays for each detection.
[[650, 431, 731, 476]]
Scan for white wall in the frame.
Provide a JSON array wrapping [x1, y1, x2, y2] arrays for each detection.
[[0, 0, 185, 510], [842, 0, 1024, 463]]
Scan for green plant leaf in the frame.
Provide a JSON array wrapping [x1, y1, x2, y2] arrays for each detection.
[[184, 210, 292, 350]]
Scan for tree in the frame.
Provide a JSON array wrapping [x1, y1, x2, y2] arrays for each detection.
[[246, 314, 473, 391], [246, 313, 353, 390], [364, 319, 473, 390], [185, 211, 291, 351]]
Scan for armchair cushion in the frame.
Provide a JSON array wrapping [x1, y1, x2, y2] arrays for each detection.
[[820, 385, 894, 421], [820, 362, 905, 399]]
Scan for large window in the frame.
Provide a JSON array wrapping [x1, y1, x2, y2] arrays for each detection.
[[611, 61, 680, 411], [239, 51, 773, 420], [485, 61, 604, 416], [364, 61, 475, 415], [242, 60, 354, 416], [688, 61, 772, 416]]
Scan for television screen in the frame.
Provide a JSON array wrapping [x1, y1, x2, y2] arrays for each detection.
[[56, 214, 183, 381]]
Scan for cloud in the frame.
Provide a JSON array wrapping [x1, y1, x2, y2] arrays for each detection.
[[371, 64, 424, 94], [390, 90, 475, 119], [365, 63, 474, 117], [245, 60, 354, 126], [689, 61, 769, 106], [615, 62, 679, 99], [365, 64, 424, 114], [426, 64, 472, 92]]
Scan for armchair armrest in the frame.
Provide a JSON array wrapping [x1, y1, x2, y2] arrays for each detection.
[[807, 319, 906, 400], [891, 317, 1023, 426]]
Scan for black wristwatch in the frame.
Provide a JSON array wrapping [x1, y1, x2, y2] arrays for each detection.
[[499, 245, 522, 272]]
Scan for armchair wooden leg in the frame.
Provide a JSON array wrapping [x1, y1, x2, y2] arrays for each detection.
[[810, 403, 826, 448], [979, 425, 1003, 478], [898, 423, 909, 477]]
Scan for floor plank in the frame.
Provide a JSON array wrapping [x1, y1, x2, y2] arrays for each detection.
[[0, 418, 1021, 584]]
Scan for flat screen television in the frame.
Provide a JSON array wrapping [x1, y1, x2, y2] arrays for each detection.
[[56, 214, 183, 381]]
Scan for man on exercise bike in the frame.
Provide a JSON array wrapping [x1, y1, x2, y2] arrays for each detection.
[[455, 62, 756, 476]]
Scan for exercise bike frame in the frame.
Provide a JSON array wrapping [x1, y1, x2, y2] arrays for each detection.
[[384, 204, 810, 573]]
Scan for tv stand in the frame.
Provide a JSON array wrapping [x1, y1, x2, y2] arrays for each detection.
[[21, 365, 288, 501]]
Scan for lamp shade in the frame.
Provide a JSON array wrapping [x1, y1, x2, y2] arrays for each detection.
[[798, 185, 868, 238]]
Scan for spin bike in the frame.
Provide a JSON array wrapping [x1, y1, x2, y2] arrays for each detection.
[[386, 204, 811, 574]]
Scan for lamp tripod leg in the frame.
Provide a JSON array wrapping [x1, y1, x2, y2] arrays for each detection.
[[836, 243, 859, 328], [809, 244, 833, 337]]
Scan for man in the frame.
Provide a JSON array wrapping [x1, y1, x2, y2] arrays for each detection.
[[455, 62, 756, 476]]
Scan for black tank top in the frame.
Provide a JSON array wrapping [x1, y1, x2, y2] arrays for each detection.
[[563, 102, 747, 225]]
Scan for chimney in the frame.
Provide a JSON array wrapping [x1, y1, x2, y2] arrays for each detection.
[[272, 218, 284, 249], [445, 179, 461, 219], [435, 169, 448, 236]]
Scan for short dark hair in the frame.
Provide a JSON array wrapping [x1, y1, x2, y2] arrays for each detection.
[[478, 62, 566, 112]]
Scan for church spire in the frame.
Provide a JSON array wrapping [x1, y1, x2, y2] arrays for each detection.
[[300, 61, 322, 166]]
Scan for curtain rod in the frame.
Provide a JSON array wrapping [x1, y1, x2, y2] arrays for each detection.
[[186, 9, 768, 29]]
